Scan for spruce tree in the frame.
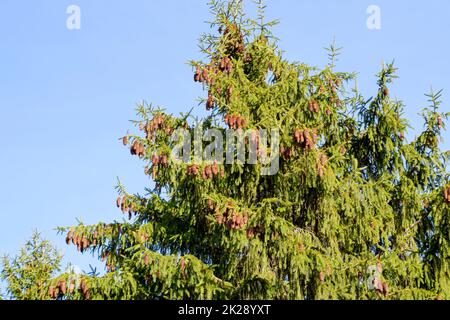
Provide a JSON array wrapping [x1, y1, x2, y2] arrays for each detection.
[[50, 0, 449, 300], [1, 232, 62, 300]]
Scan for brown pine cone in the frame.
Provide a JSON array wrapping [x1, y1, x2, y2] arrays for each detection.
[[382, 282, 389, 297], [69, 281, 75, 294], [216, 214, 224, 224], [152, 166, 158, 180], [320, 154, 328, 166], [160, 154, 169, 167], [228, 116, 236, 129], [180, 258, 186, 274], [212, 161, 219, 176], [318, 166, 324, 178], [59, 281, 67, 295], [227, 86, 234, 100], [313, 101, 319, 112], [207, 199, 215, 210], [294, 129, 301, 144], [319, 271, 326, 282], [48, 286, 56, 299], [152, 154, 160, 166], [80, 279, 89, 295], [224, 114, 230, 126]]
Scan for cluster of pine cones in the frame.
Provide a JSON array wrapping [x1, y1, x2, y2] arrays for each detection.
[[194, 64, 220, 85], [219, 56, 233, 73], [187, 162, 225, 180], [294, 128, 319, 151], [49, 279, 90, 300], [193, 23, 248, 113], [142, 114, 173, 140], [211, 201, 249, 230], [152, 153, 169, 167], [280, 145, 294, 161], [130, 140, 146, 158], [206, 91, 216, 110], [208, 199, 261, 238], [116, 195, 139, 219], [222, 23, 246, 57], [225, 113, 247, 130], [66, 230, 95, 253]]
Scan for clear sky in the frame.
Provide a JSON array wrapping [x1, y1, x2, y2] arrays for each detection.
[[0, 0, 449, 292]]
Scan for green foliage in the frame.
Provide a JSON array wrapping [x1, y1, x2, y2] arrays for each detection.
[[1, 231, 62, 300], [10, 1, 449, 300]]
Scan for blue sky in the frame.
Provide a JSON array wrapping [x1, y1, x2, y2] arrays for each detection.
[[0, 0, 449, 292]]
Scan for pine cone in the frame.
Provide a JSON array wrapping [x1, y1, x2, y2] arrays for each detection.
[[320, 154, 328, 166], [207, 199, 215, 210], [224, 114, 230, 126], [205, 166, 213, 179], [220, 57, 227, 71], [313, 101, 319, 112], [212, 162, 219, 176], [82, 237, 89, 250], [48, 286, 56, 299], [152, 154, 160, 166], [320, 271, 326, 283], [59, 280, 67, 295], [294, 129, 302, 143], [227, 86, 234, 100], [216, 214, 224, 224], [318, 166, 324, 178], [229, 116, 236, 129], [130, 142, 137, 155], [69, 281, 75, 294], [161, 154, 169, 167], [180, 258, 186, 274], [66, 231, 73, 245], [80, 279, 88, 295], [382, 282, 389, 297], [152, 166, 158, 180], [138, 143, 146, 157]]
